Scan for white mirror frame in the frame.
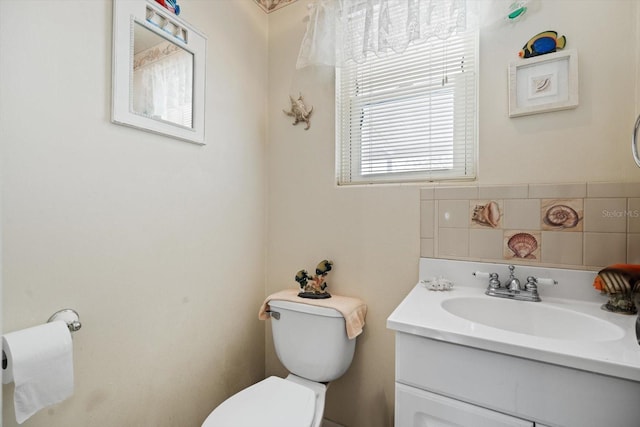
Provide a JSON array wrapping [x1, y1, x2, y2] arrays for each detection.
[[112, 0, 206, 144]]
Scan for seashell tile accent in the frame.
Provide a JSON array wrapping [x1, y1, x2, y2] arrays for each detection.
[[541, 199, 583, 231], [471, 200, 502, 228], [504, 230, 541, 260], [545, 204, 580, 227], [420, 181, 640, 269]]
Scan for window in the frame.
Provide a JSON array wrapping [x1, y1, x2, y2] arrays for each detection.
[[336, 28, 478, 185]]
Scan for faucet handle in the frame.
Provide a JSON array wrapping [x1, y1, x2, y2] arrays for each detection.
[[473, 271, 491, 279], [525, 276, 538, 291], [489, 273, 500, 289], [524, 276, 541, 301], [535, 277, 558, 286]]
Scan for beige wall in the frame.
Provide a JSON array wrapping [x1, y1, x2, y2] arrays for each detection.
[[2, 0, 640, 426], [480, 1, 640, 184], [266, 1, 640, 426], [1, 1, 267, 426]]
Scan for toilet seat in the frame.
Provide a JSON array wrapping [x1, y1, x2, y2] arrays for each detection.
[[201, 376, 316, 427]]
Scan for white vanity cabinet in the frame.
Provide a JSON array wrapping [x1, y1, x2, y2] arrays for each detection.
[[388, 259, 640, 427], [392, 327, 640, 427], [393, 332, 551, 427], [396, 383, 534, 427]]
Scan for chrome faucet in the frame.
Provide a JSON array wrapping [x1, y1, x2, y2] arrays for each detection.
[[473, 265, 557, 302]]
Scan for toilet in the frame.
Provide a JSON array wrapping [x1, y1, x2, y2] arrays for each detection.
[[202, 299, 358, 427]]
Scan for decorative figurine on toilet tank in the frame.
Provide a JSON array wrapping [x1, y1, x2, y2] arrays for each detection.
[[295, 260, 333, 299]]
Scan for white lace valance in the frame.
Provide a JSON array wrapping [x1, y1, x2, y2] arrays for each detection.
[[297, 0, 467, 68], [296, 0, 536, 69]]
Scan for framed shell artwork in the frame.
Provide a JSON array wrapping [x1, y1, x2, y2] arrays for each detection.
[[508, 49, 579, 117]]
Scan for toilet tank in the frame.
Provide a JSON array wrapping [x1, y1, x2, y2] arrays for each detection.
[[268, 300, 356, 383]]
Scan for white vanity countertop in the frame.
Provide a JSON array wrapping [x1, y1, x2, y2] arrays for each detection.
[[387, 259, 640, 382]]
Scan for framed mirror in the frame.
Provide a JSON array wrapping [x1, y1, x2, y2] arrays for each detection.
[[112, 0, 206, 144]]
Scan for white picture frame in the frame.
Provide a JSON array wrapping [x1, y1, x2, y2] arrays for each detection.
[[508, 49, 578, 118]]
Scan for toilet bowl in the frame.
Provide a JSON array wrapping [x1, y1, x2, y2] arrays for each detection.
[[201, 375, 326, 427], [201, 298, 359, 427]]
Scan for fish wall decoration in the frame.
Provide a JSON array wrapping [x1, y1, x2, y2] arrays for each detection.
[[519, 30, 566, 58]]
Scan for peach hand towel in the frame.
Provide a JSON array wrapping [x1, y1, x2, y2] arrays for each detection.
[[258, 289, 367, 339]]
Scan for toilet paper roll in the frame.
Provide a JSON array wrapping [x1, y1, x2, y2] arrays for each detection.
[[2, 321, 74, 424]]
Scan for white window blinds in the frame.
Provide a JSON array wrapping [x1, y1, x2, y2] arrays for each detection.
[[336, 28, 478, 185]]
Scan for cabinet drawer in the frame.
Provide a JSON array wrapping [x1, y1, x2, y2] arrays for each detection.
[[395, 331, 640, 427], [396, 383, 533, 427]]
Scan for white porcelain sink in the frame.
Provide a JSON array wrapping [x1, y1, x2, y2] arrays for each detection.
[[388, 258, 640, 382], [441, 296, 625, 342]]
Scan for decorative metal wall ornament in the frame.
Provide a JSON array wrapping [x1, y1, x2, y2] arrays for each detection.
[[283, 93, 313, 130]]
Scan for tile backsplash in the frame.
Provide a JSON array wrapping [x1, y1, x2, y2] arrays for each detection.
[[420, 182, 640, 270]]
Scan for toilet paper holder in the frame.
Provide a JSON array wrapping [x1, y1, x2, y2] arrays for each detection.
[[2, 308, 81, 370]]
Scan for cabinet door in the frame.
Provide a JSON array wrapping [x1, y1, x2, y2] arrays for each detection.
[[396, 383, 534, 427]]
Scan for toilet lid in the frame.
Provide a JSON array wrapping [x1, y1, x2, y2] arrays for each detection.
[[202, 376, 316, 427]]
